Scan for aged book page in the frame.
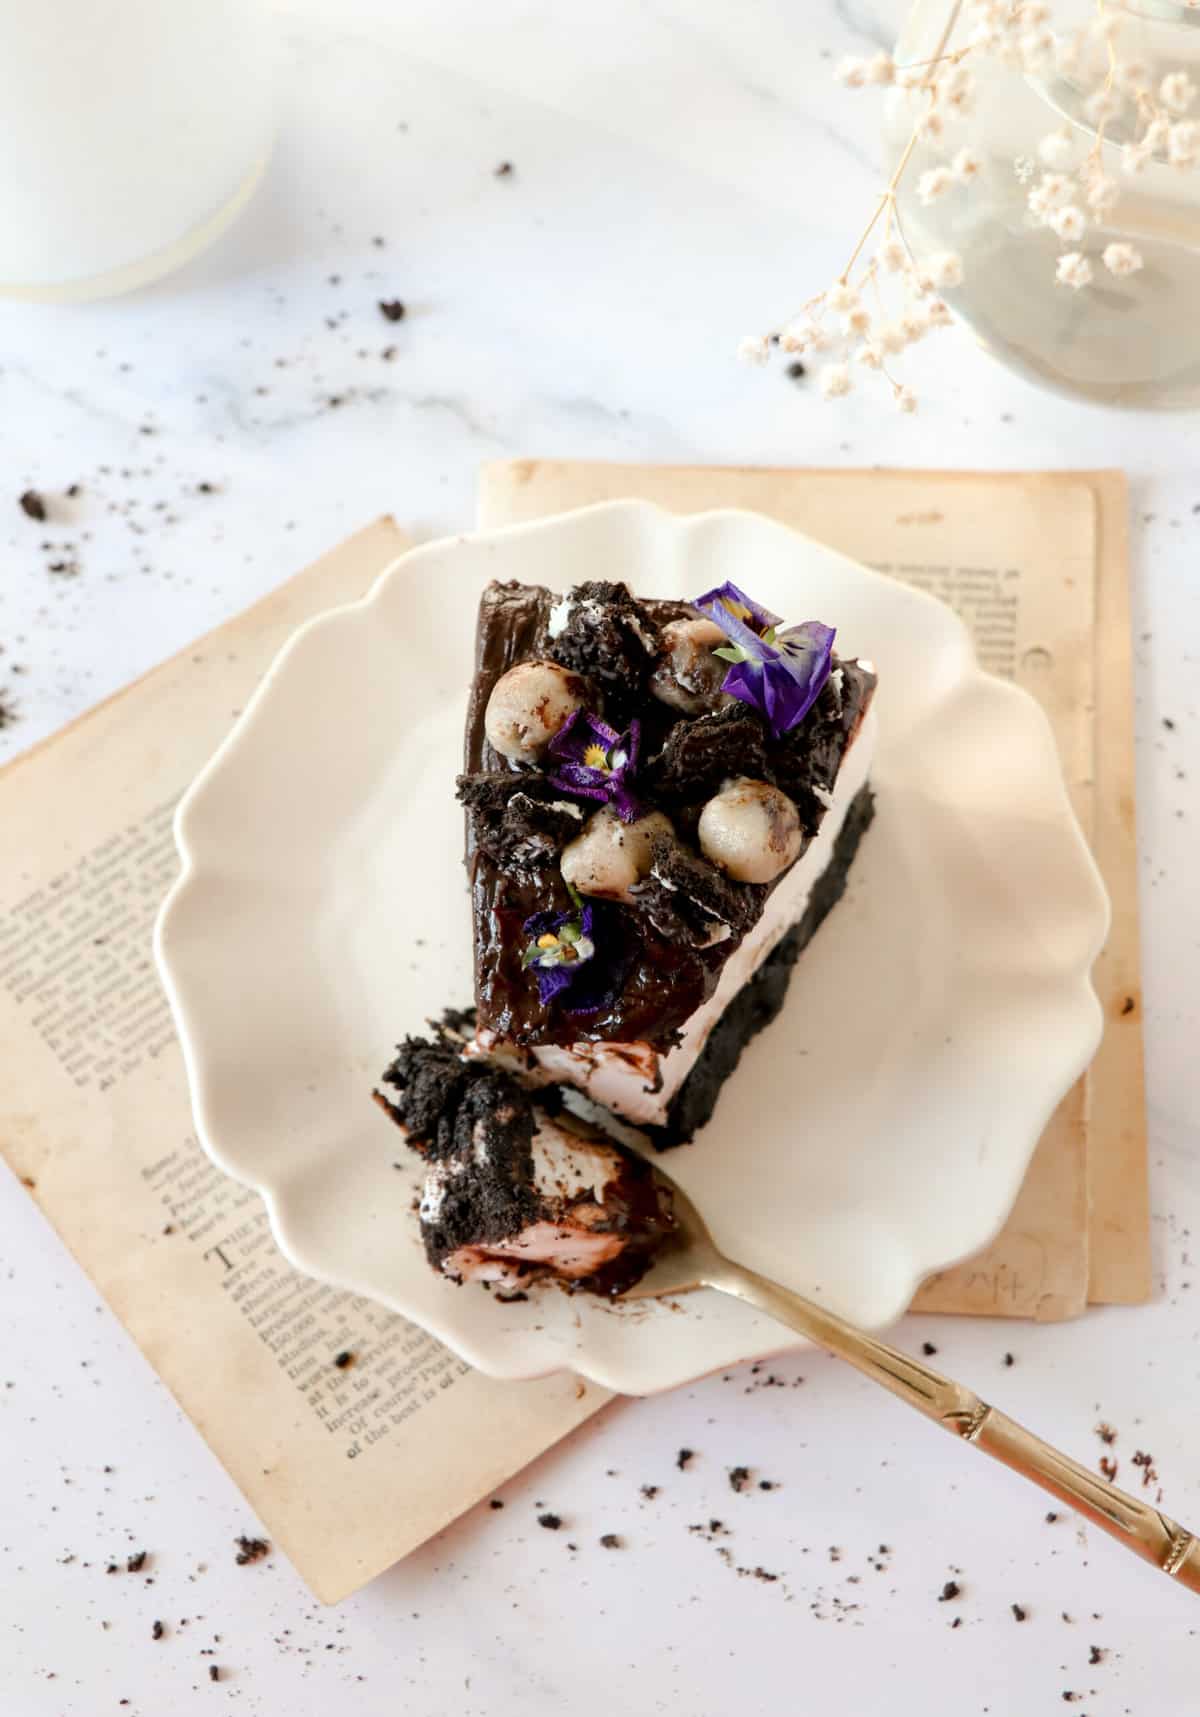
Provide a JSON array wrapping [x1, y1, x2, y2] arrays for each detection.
[[0, 520, 611, 1606], [480, 459, 1147, 1319]]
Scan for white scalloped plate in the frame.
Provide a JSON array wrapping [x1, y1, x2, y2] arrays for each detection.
[[155, 501, 1109, 1395]]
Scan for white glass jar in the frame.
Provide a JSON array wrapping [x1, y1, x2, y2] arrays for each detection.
[[887, 2, 1200, 406], [0, 0, 275, 303]]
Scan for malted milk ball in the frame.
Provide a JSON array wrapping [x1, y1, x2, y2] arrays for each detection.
[[483, 660, 588, 763], [697, 778, 804, 884], [649, 616, 730, 714], [560, 807, 673, 901]]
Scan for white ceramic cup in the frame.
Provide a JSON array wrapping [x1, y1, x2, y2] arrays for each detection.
[[0, 0, 275, 302]]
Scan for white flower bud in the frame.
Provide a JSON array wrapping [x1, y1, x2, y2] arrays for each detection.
[[1037, 129, 1075, 168], [824, 281, 859, 313], [1160, 71, 1196, 115], [895, 385, 918, 414], [864, 52, 895, 86], [819, 363, 852, 399], [917, 166, 955, 205], [921, 250, 964, 289], [1168, 121, 1199, 166], [737, 334, 770, 366], [951, 146, 980, 183], [560, 806, 672, 902], [835, 56, 867, 88], [484, 660, 587, 763], [1049, 204, 1086, 241], [698, 779, 804, 885], [1102, 241, 1143, 277], [1055, 252, 1093, 290]]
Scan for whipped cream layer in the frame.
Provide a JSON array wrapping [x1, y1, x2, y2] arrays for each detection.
[[472, 706, 876, 1129]]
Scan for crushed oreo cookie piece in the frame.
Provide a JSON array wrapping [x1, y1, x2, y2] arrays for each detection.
[[234, 1536, 269, 1565], [18, 488, 46, 521], [630, 833, 764, 949], [647, 705, 770, 806], [546, 581, 658, 720], [457, 771, 584, 873], [538, 1512, 562, 1531], [378, 299, 406, 322]]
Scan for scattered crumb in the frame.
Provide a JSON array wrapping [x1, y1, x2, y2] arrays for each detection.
[[1099, 1456, 1118, 1481], [378, 299, 406, 323], [599, 1534, 622, 1550], [537, 1513, 562, 1531], [494, 161, 514, 177], [1095, 1421, 1117, 1444], [938, 1580, 961, 1602], [1089, 1645, 1104, 1665], [1131, 1449, 1157, 1488], [1045, 1512, 1059, 1523], [640, 1485, 659, 1500], [786, 360, 806, 380], [1011, 1602, 1027, 1622], [728, 1466, 751, 1493], [758, 1480, 777, 1492], [676, 1448, 694, 1471], [1061, 1694, 1079, 1704], [489, 1499, 504, 1510], [333, 1350, 355, 1370], [209, 1666, 220, 1683], [152, 1621, 165, 1641], [1163, 717, 1176, 731], [19, 488, 46, 521], [126, 1552, 147, 1574], [234, 1536, 269, 1566], [950, 1616, 963, 1629], [1121, 996, 1136, 1016], [0, 690, 16, 730], [1003, 1352, 1015, 1367], [921, 1342, 938, 1357]]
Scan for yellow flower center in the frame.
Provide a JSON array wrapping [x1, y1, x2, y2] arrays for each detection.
[[721, 596, 753, 623], [583, 742, 610, 770]]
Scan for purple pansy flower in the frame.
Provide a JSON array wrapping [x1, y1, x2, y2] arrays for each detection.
[[694, 580, 836, 740], [546, 710, 642, 823], [522, 886, 631, 1015]]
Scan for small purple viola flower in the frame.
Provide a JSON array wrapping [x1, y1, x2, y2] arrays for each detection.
[[522, 887, 631, 1015], [694, 580, 835, 740], [546, 710, 642, 823]]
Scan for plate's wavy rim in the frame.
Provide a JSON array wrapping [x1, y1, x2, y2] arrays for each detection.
[[155, 499, 1111, 1390]]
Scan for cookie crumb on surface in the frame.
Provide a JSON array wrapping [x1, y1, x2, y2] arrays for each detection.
[[333, 1350, 355, 1369], [378, 299, 406, 322], [921, 1342, 937, 1357], [537, 1512, 562, 1531], [234, 1536, 269, 1566], [1011, 1602, 1027, 1622], [19, 489, 46, 521], [938, 1580, 961, 1602], [728, 1466, 751, 1493], [494, 161, 514, 177], [599, 1533, 622, 1549], [676, 1448, 694, 1470]]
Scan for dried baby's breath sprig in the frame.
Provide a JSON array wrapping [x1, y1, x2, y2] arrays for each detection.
[[747, 0, 1197, 404]]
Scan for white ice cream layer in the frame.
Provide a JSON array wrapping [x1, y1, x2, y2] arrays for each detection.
[[477, 707, 876, 1128]]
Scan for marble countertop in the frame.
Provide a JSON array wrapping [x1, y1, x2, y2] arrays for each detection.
[[2, 2, 1199, 1711]]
